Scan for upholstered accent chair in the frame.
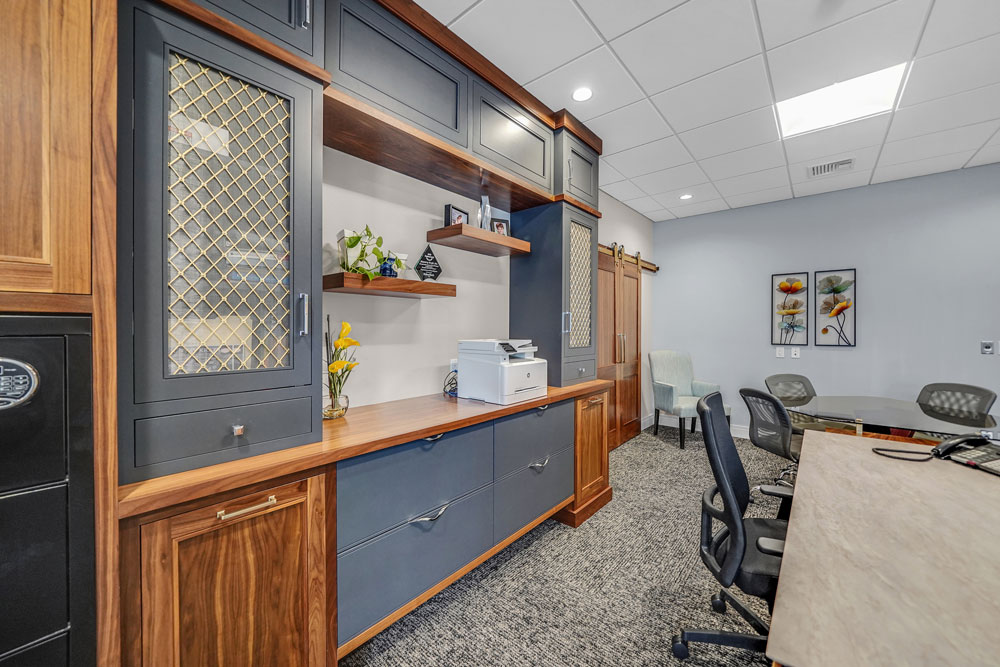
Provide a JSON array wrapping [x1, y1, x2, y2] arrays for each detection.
[[649, 350, 730, 449]]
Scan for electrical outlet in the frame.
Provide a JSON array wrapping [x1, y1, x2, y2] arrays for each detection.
[[791, 347, 801, 359], [450, 358, 458, 371], [982, 341, 995, 355], [775, 348, 785, 358]]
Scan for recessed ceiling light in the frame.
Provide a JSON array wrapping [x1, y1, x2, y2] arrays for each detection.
[[679, 194, 693, 200], [572, 87, 593, 102], [775, 63, 907, 138]]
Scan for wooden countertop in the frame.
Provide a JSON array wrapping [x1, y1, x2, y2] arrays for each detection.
[[118, 380, 611, 518], [767, 430, 1000, 666]]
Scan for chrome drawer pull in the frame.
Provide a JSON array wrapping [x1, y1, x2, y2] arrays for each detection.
[[529, 456, 550, 471], [536, 404, 549, 411], [232, 424, 246, 437], [423, 434, 444, 442], [217, 495, 276, 521], [410, 504, 449, 523]]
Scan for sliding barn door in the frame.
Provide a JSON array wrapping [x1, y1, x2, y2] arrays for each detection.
[[597, 252, 619, 446]]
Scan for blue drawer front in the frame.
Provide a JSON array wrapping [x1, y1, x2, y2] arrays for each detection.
[[494, 445, 574, 544], [337, 421, 493, 551], [337, 484, 494, 645], [494, 400, 574, 479]]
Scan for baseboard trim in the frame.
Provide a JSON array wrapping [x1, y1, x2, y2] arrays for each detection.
[[644, 413, 749, 440]]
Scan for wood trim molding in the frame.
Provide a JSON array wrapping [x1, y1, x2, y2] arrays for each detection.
[[0, 293, 92, 313], [371, 0, 602, 155], [336, 494, 575, 658], [155, 0, 332, 85], [598, 243, 659, 273], [554, 194, 602, 219], [554, 484, 612, 528]]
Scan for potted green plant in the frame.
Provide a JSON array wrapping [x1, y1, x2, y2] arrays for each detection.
[[336, 225, 406, 279]]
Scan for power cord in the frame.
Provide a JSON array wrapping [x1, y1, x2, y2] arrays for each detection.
[[443, 370, 458, 397]]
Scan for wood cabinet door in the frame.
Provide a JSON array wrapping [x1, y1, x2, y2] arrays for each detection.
[[596, 252, 619, 446], [140, 477, 327, 666], [618, 259, 642, 442], [0, 0, 91, 294], [575, 392, 608, 506]]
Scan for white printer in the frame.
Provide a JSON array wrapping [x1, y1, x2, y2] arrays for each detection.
[[457, 339, 548, 405]]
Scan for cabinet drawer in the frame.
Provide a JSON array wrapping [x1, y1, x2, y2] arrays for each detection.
[[337, 484, 493, 645], [494, 446, 573, 544], [328, 0, 468, 147], [337, 422, 493, 551], [562, 358, 596, 384], [193, 0, 324, 66], [494, 400, 573, 479], [472, 82, 553, 190], [134, 396, 313, 468], [555, 129, 599, 209], [0, 486, 67, 656]]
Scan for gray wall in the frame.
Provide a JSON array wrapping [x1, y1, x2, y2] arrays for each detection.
[[650, 163, 1000, 429]]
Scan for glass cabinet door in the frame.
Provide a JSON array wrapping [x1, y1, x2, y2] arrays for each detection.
[[563, 208, 597, 359], [130, 7, 315, 403]]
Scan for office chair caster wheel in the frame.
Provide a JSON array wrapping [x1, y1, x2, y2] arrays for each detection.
[[711, 593, 726, 614], [671, 636, 689, 659]]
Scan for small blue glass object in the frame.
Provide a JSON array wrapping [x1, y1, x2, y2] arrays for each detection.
[[379, 258, 398, 277]]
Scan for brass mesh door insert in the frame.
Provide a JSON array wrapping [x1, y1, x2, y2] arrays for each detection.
[[569, 220, 592, 349], [165, 52, 293, 376]]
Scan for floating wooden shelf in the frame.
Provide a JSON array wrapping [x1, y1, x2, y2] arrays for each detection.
[[426, 224, 530, 257], [323, 272, 456, 299]]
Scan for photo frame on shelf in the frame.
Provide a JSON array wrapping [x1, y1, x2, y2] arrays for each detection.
[[492, 220, 509, 236], [815, 268, 856, 347], [772, 272, 808, 346], [444, 204, 468, 227]]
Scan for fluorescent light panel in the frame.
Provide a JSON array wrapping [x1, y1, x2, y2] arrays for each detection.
[[776, 63, 907, 138]]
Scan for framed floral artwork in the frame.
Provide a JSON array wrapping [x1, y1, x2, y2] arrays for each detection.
[[772, 272, 808, 345], [815, 269, 856, 347]]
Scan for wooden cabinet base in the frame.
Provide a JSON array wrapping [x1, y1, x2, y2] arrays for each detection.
[[552, 390, 611, 528], [554, 484, 612, 528]]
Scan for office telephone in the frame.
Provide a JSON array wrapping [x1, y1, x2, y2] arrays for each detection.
[[932, 433, 1000, 476]]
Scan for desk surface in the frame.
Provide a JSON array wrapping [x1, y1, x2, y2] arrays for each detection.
[[782, 395, 997, 435], [767, 430, 1000, 666]]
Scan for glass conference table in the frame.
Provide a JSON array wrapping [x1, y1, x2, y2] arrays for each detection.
[[780, 395, 998, 440]]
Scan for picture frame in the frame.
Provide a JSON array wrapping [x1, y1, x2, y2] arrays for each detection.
[[814, 268, 856, 347], [772, 272, 808, 346], [491, 219, 509, 236], [444, 204, 468, 227]]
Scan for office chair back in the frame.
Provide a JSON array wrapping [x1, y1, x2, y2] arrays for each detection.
[[698, 392, 750, 588], [917, 383, 997, 415], [764, 373, 816, 401], [740, 388, 796, 462]]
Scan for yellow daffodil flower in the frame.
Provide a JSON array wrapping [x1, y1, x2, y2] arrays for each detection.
[[334, 336, 360, 349], [339, 321, 351, 338], [329, 360, 348, 373]]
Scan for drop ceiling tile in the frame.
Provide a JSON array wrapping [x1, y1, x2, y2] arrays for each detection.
[[792, 170, 873, 196], [525, 47, 645, 121], [917, 0, 1000, 56], [602, 136, 693, 178], [667, 198, 730, 218], [967, 143, 1000, 167], [714, 166, 790, 197], [889, 83, 1000, 140], [650, 56, 772, 133], [610, 0, 759, 95], [872, 151, 976, 183], [698, 142, 788, 181], [880, 120, 1000, 165], [574, 0, 686, 40], [646, 208, 677, 222], [599, 161, 626, 186], [725, 184, 794, 209], [901, 33, 1000, 107], [756, 0, 894, 49], [782, 114, 891, 163], [600, 179, 646, 201], [417, 0, 477, 25], [631, 162, 708, 196], [788, 145, 881, 184], [584, 100, 673, 155], [680, 107, 779, 160], [623, 196, 661, 214], [651, 182, 722, 208], [450, 0, 601, 83], [767, 0, 930, 101]]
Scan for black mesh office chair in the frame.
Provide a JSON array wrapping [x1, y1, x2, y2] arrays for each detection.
[[741, 388, 800, 486], [917, 383, 997, 415], [672, 393, 791, 660], [764, 373, 816, 402]]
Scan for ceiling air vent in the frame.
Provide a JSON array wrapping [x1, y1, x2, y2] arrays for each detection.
[[807, 158, 855, 179]]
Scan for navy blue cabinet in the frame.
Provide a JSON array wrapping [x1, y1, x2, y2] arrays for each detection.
[[554, 129, 600, 209], [118, 0, 322, 482], [193, 0, 325, 67]]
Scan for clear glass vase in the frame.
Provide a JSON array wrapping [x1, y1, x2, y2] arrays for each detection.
[[323, 393, 349, 420]]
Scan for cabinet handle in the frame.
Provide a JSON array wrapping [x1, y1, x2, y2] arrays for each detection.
[[298, 293, 310, 336], [562, 311, 572, 334], [423, 433, 443, 442], [217, 495, 276, 521], [529, 456, 550, 471], [301, 0, 311, 28], [536, 404, 549, 411], [409, 503, 449, 523], [567, 156, 573, 185], [588, 395, 603, 405], [232, 424, 246, 437]]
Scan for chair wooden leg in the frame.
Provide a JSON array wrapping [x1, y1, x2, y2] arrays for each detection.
[[691, 417, 697, 433], [679, 418, 686, 449], [654, 410, 660, 436]]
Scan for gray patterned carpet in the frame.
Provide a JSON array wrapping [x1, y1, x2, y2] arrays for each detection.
[[341, 426, 786, 667]]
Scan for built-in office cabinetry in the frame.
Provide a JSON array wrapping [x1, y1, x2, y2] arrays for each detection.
[[471, 81, 554, 191], [117, 0, 322, 482], [554, 129, 600, 210], [510, 202, 599, 387], [193, 0, 325, 66]]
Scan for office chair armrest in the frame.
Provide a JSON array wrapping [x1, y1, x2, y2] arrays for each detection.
[[759, 485, 794, 500], [691, 380, 720, 397], [756, 537, 785, 557], [652, 381, 677, 412]]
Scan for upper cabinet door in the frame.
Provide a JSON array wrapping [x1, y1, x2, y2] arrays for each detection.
[[562, 207, 598, 360], [555, 130, 599, 209], [472, 82, 553, 191], [0, 0, 91, 294], [128, 7, 317, 403], [193, 0, 325, 66]]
